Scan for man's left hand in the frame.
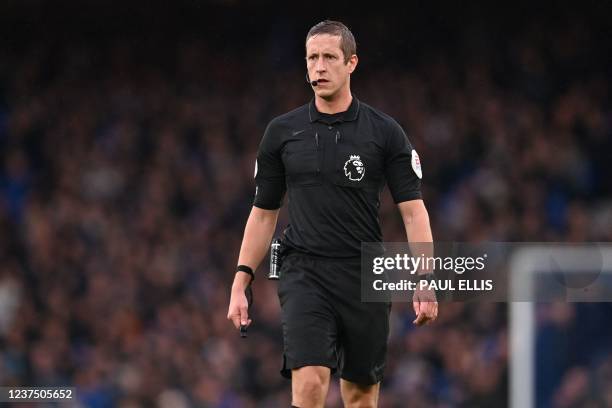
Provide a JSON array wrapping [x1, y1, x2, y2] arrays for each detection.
[[412, 287, 438, 326]]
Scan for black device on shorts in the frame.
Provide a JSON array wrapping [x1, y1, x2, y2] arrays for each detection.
[[268, 238, 283, 280]]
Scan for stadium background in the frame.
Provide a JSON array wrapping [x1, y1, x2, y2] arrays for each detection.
[[0, 1, 611, 407]]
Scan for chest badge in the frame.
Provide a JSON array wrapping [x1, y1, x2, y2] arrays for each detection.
[[344, 154, 365, 181]]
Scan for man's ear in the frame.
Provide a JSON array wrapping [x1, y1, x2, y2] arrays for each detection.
[[348, 54, 358, 74]]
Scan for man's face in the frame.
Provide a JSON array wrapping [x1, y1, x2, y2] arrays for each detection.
[[306, 34, 357, 99]]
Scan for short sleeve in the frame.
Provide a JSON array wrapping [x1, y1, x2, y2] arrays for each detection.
[[384, 119, 422, 203], [253, 120, 286, 209]]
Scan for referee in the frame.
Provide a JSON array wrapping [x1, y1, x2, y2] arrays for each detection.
[[227, 20, 438, 408]]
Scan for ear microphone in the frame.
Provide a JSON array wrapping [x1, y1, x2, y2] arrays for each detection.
[[306, 73, 318, 87]]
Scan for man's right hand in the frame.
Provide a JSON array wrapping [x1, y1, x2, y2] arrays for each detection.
[[227, 277, 252, 329]]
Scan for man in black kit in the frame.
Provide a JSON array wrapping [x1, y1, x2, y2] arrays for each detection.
[[228, 20, 438, 408]]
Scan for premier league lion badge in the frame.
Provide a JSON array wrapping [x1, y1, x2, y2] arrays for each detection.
[[344, 154, 365, 181]]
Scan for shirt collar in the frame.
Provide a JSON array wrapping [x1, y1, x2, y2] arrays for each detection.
[[308, 96, 360, 124]]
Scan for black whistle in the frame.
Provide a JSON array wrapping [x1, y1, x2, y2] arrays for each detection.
[[239, 284, 253, 338]]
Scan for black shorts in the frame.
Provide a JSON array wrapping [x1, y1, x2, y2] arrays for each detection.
[[277, 252, 391, 385]]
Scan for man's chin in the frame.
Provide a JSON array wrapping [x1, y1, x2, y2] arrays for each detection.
[[315, 89, 336, 100]]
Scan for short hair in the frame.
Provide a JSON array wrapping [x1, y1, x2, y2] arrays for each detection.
[[306, 20, 356, 64]]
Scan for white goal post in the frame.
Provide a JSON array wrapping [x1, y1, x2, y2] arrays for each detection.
[[510, 245, 612, 408]]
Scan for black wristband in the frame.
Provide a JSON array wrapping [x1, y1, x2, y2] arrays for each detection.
[[418, 273, 435, 281], [237, 265, 255, 282]]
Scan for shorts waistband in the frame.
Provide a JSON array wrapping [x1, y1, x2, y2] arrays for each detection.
[[284, 249, 361, 263]]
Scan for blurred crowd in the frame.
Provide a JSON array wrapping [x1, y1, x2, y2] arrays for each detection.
[[0, 3, 611, 407]]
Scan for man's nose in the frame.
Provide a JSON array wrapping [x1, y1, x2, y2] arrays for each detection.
[[315, 59, 326, 72]]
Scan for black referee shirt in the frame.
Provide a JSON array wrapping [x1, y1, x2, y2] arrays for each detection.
[[253, 96, 422, 258]]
